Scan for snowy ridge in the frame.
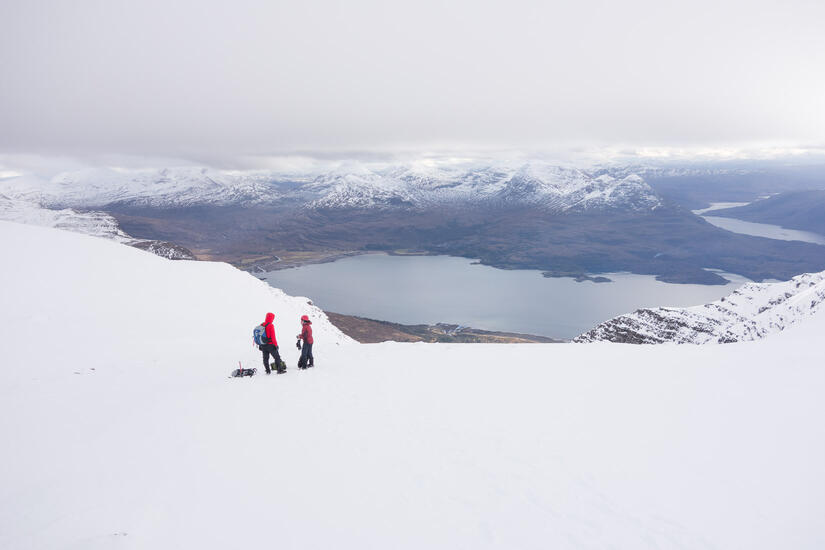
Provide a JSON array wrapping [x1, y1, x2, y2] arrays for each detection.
[[0, 194, 131, 241], [495, 167, 658, 212], [0, 195, 196, 260], [1, 162, 662, 212], [2, 167, 284, 208], [0, 220, 353, 358], [297, 163, 661, 212], [575, 271, 825, 343]]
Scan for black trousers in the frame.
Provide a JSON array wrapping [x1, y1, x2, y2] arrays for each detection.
[[260, 344, 282, 373], [300, 342, 314, 367]]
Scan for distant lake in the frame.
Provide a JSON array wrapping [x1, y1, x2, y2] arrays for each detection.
[[264, 254, 750, 340], [701, 216, 825, 245], [695, 202, 825, 245]]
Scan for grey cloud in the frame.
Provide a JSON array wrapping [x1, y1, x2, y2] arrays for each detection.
[[1, 0, 824, 157]]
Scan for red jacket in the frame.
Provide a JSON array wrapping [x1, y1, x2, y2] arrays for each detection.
[[263, 312, 278, 346], [299, 322, 313, 344]]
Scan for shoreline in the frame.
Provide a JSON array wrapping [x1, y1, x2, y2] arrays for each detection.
[[325, 312, 565, 344], [243, 248, 738, 286], [239, 248, 631, 284]]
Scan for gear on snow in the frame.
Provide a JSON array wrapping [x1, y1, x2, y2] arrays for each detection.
[[231, 361, 257, 378]]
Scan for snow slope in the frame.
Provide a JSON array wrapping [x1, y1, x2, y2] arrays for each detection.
[[1, 221, 824, 549], [575, 271, 825, 343]]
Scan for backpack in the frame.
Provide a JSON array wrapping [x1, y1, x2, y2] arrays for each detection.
[[253, 323, 271, 346]]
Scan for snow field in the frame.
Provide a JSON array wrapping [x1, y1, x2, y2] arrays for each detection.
[[1, 220, 824, 549]]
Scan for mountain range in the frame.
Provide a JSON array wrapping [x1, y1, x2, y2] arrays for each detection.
[[4, 162, 662, 213], [4, 161, 825, 284]]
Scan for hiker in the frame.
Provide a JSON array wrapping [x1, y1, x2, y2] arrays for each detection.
[[296, 314, 314, 369], [259, 312, 284, 374]]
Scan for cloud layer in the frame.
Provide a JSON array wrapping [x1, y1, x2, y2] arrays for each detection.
[[2, 0, 824, 157]]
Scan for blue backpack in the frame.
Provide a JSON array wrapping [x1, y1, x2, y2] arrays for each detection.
[[253, 323, 271, 346]]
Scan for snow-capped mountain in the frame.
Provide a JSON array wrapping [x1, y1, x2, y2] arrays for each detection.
[[0, 162, 662, 213], [495, 166, 658, 211], [575, 271, 825, 344], [303, 163, 661, 212]]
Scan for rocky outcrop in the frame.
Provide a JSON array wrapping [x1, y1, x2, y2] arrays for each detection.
[[129, 240, 196, 260]]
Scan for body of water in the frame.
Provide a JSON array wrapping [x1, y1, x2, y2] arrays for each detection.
[[692, 202, 750, 215], [701, 216, 825, 245], [264, 254, 750, 340], [694, 202, 825, 245]]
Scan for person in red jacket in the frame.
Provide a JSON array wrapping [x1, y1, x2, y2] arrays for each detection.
[[259, 312, 284, 374], [296, 315, 314, 369]]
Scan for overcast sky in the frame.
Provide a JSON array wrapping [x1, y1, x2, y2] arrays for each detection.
[[2, 0, 824, 161]]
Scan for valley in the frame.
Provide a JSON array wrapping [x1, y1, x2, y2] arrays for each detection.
[[6, 161, 825, 286], [110, 202, 825, 285]]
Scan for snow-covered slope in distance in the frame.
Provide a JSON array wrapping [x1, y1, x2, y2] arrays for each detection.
[[0, 161, 662, 212], [0, 194, 131, 241], [12, 167, 287, 207], [1, 220, 824, 549], [575, 271, 825, 343], [0, 195, 196, 259]]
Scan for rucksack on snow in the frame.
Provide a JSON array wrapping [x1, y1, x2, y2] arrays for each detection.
[[253, 324, 271, 346]]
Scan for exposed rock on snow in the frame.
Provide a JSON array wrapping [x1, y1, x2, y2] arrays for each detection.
[[575, 271, 825, 343], [129, 239, 197, 260]]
